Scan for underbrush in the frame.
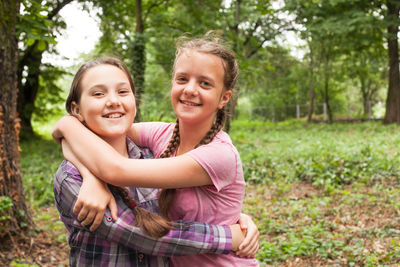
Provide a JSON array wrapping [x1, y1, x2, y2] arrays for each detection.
[[19, 120, 400, 266], [231, 120, 400, 190], [20, 135, 64, 208]]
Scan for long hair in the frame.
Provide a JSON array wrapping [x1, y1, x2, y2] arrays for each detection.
[[158, 32, 239, 219], [67, 56, 174, 238]]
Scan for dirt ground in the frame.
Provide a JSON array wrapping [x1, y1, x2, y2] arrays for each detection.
[[0, 206, 69, 267]]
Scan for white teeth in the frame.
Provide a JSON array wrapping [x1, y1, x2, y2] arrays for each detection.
[[106, 113, 123, 118], [181, 101, 199, 106]]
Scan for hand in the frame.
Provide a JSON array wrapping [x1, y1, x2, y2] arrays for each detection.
[[73, 168, 118, 231], [236, 213, 259, 258], [52, 115, 75, 144]]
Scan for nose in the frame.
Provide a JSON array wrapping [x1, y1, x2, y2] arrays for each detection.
[[183, 80, 198, 96], [106, 92, 121, 107]]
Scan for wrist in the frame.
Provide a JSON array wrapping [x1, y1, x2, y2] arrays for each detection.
[[230, 224, 244, 251]]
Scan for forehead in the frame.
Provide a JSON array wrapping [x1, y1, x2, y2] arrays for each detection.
[[81, 64, 130, 86], [174, 50, 225, 80]]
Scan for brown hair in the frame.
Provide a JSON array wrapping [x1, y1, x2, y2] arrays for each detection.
[[66, 56, 174, 238], [158, 31, 239, 219]]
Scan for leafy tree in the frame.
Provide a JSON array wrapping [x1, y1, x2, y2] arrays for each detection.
[[0, 0, 34, 239], [286, 0, 400, 123], [17, 0, 73, 134]]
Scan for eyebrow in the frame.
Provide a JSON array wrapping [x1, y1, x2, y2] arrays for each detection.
[[174, 72, 215, 82], [88, 82, 130, 91]]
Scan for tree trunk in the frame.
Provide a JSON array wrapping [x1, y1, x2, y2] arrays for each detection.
[[322, 42, 333, 123], [359, 75, 369, 118], [307, 42, 315, 122], [17, 43, 43, 135], [131, 0, 146, 122], [384, 0, 400, 124], [0, 0, 34, 239]]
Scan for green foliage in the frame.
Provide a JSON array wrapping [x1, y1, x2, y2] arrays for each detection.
[[32, 64, 70, 123], [17, 0, 59, 50], [20, 135, 64, 207], [233, 120, 400, 265], [0, 196, 14, 232], [10, 261, 39, 267], [231, 120, 400, 189]]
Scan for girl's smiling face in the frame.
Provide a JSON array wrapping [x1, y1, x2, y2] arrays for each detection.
[[71, 64, 136, 141], [171, 50, 232, 127]]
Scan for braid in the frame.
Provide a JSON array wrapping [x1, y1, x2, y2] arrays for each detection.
[[108, 184, 175, 238], [159, 119, 180, 158], [158, 119, 179, 219], [158, 109, 226, 219], [197, 109, 225, 147]]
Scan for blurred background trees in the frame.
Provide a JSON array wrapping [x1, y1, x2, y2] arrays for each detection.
[[13, 0, 400, 132]]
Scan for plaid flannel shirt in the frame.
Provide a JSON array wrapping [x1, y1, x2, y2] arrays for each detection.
[[54, 138, 232, 267]]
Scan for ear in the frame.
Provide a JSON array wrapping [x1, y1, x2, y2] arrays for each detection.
[[218, 90, 232, 109], [70, 101, 84, 122]]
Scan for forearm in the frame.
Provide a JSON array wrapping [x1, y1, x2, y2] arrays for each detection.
[[56, 173, 232, 256], [97, 215, 232, 256], [57, 116, 121, 178], [56, 116, 212, 188]]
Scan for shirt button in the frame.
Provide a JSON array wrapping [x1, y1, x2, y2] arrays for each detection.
[[138, 253, 144, 262], [106, 216, 112, 222]]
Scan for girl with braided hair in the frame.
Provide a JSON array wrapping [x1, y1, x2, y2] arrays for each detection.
[[53, 33, 259, 266], [54, 56, 257, 266]]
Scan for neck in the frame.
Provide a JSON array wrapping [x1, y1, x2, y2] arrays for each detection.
[[101, 135, 129, 158], [177, 117, 215, 155]]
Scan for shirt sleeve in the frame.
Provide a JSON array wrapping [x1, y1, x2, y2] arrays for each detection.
[[56, 171, 233, 257], [187, 140, 238, 191]]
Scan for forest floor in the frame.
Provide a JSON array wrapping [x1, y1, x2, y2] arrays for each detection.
[[5, 121, 400, 266], [0, 206, 69, 267], [2, 181, 399, 266]]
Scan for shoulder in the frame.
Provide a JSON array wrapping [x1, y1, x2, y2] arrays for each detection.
[[191, 131, 239, 163], [55, 160, 81, 185], [54, 160, 83, 196], [186, 131, 241, 187], [137, 121, 175, 137]]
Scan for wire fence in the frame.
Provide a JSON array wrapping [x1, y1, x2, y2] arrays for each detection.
[[247, 101, 383, 122]]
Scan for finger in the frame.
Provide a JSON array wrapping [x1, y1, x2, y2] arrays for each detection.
[[90, 212, 103, 231], [77, 206, 90, 222], [238, 214, 248, 230], [108, 196, 118, 221], [241, 239, 260, 257], [80, 209, 96, 227], [73, 199, 83, 215], [237, 234, 258, 257], [239, 227, 259, 250]]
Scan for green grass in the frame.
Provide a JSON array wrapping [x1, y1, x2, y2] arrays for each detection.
[[230, 120, 400, 266], [20, 134, 64, 208], [19, 119, 400, 266]]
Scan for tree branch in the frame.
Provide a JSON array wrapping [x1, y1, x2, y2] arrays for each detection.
[[48, 0, 74, 20]]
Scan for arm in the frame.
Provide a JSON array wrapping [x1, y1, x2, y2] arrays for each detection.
[[55, 169, 238, 256], [54, 116, 212, 188]]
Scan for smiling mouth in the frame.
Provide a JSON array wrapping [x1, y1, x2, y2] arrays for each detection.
[[180, 100, 201, 106], [103, 113, 124, 118]]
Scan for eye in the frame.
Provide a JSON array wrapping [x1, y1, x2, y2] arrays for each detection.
[[176, 76, 187, 83], [92, 91, 104, 97], [119, 88, 131, 94], [201, 81, 212, 88]]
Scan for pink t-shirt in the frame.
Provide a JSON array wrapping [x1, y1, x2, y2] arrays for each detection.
[[138, 122, 259, 267]]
